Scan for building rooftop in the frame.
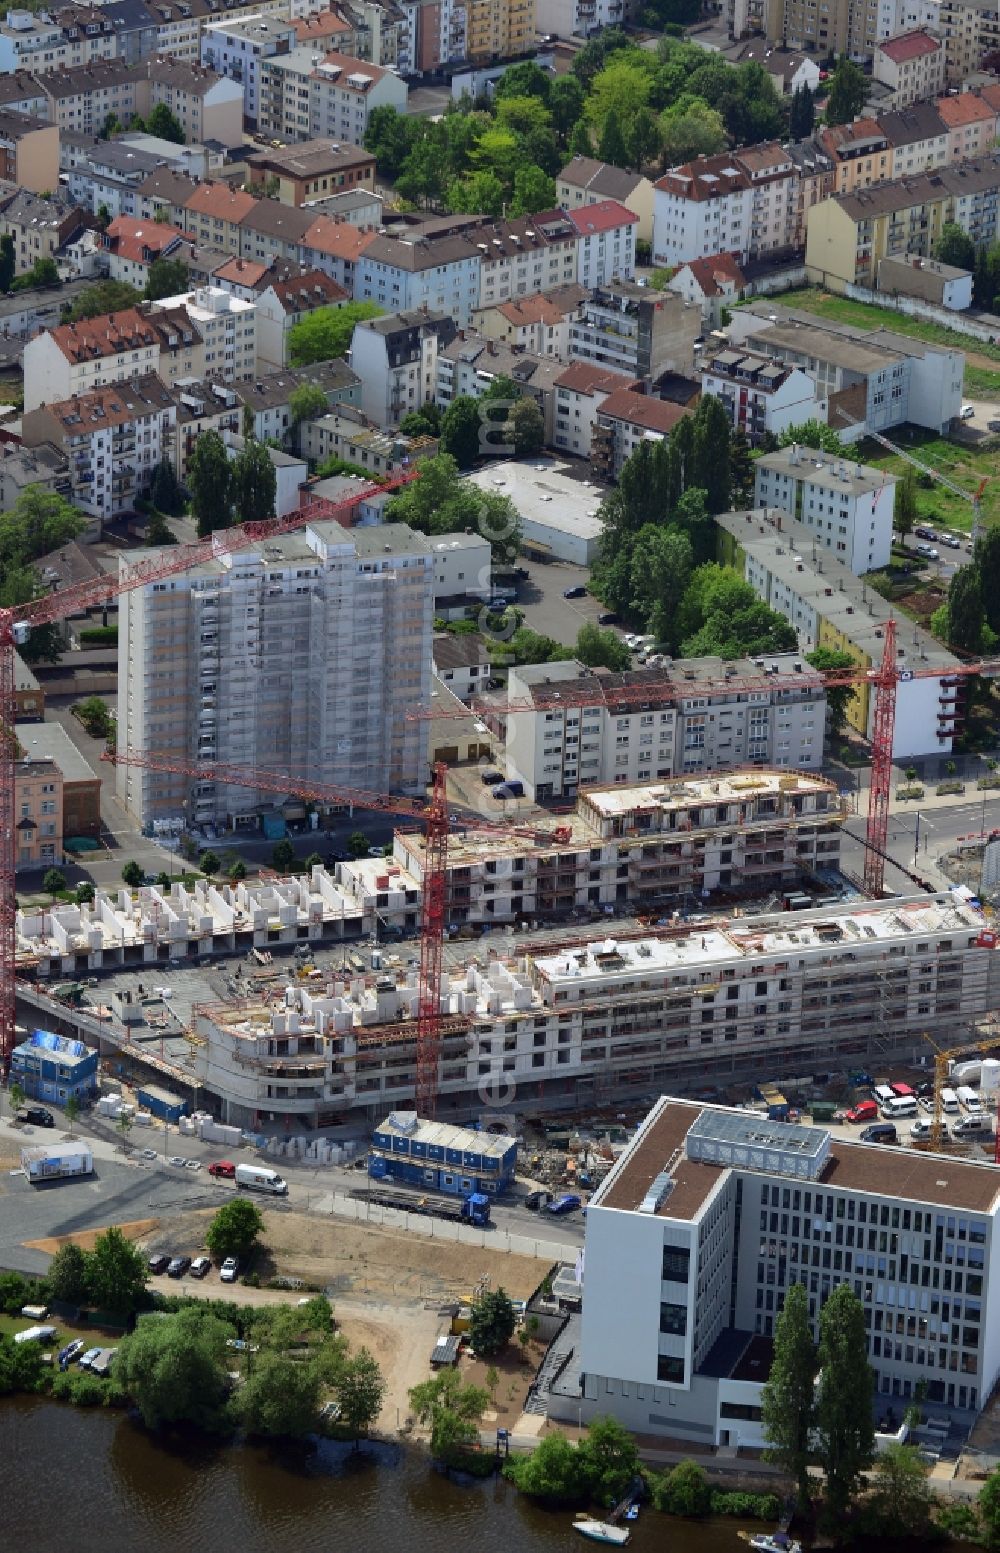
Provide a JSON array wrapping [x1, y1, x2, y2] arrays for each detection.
[[656, 154, 750, 201], [879, 251, 971, 282], [231, 359, 360, 413], [755, 444, 888, 497], [935, 92, 995, 128], [467, 458, 609, 543], [673, 250, 746, 296], [879, 103, 948, 147], [565, 198, 638, 236], [596, 1092, 1000, 1220], [15, 720, 99, 785], [374, 1110, 516, 1160], [432, 634, 493, 672], [559, 155, 647, 202], [184, 181, 258, 224], [596, 386, 690, 435], [246, 138, 372, 179], [580, 768, 836, 820], [554, 361, 635, 396], [509, 648, 824, 711], [835, 152, 1000, 219], [45, 308, 160, 365], [877, 28, 941, 62], [717, 505, 962, 672]]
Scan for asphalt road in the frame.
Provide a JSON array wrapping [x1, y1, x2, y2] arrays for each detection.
[[839, 787, 1000, 892]]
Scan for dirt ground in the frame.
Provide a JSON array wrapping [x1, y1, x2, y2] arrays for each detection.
[[26, 1218, 157, 1255], [463, 1336, 548, 1425]]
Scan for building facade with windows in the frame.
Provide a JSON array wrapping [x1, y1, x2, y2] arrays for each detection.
[[752, 444, 896, 573]]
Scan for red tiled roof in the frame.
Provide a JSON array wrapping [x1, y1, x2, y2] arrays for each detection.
[[300, 213, 378, 261], [212, 255, 272, 289], [978, 82, 1000, 112], [270, 269, 348, 309], [656, 154, 750, 200], [184, 182, 259, 224], [293, 10, 351, 38], [596, 387, 690, 435], [936, 92, 995, 127], [554, 362, 636, 395], [878, 28, 940, 62], [104, 215, 190, 266], [47, 307, 159, 364], [677, 251, 746, 297], [566, 198, 638, 235], [496, 294, 566, 326]]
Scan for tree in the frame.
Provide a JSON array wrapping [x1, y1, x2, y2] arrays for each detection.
[[237, 1350, 323, 1439], [659, 98, 727, 167], [934, 221, 975, 273], [64, 1094, 80, 1131], [0, 1332, 44, 1396], [146, 101, 185, 143], [761, 1283, 816, 1508], [975, 526, 1000, 635], [805, 647, 856, 738], [825, 55, 867, 126], [507, 1430, 593, 1502], [64, 280, 140, 321], [144, 256, 189, 302], [42, 868, 66, 897], [654, 1457, 712, 1515], [206, 1198, 264, 1262], [730, 430, 755, 506], [148, 457, 184, 517], [440, 395, 484, 469], [550, 75, 585, 142], [1, 485, 86, 564], [867, 1442, 932, 1537], [678, 564, 797, 659], [337, 1347, 386, 1441], [9, 1080, 25, 1116], [289, 381, 329, 433], [346, 831, 370, 859], [446, 170, 506, 218], [778, 419, 847, 457], [86, 1225, 148, 1315], [409, 1370, 489, 1468], [288, 301, 383, 366], [199, 850, 220, 877], [510, 165, 556, 217], [12, 256, 58, 291], [597, 108, 629, 168], [188, 429, 232, 537], [495, 60, 551, 102], [0, 234, 14, 293], [946, 566, 988, 652], [231, 438, 276, 524], [46, 1240, 89, 1304], [364, 105, 421, 179], [75, 882, 95, 905], [568, 119, 593, 157], [582, 1414, 640, 1506], [227, 858, 247, 883], [144, 509, 176, 546], [271, 837, 296, 871], [979, 1467, 1000, 1547], [893, 469, 918, 539], [691, 395, 732, 513], [114, 1305, 234, 1430], [814, 1283, 875, 1523], [508, 395, 545, 456], [576, 622, 631, 670], [788, 83, 815, 139], [469, 1287, 516, 1357], [400, 402, 440, 438], [121, 860, 144, 888]]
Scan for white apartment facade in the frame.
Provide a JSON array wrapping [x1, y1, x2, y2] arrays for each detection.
[[200, 15, 298, 129], [258, 48, 407, 146], [574, 1090, 1000, 1443], [349, 308, 456, 427], [654, 157, 754, 268], [23, 306, 162, 414], [753, 445, 896, 574], [505, 653, 826, 801], [147, 286, 257, 383], [701, 350, 822, 444], [116, 520, 433, 829], [567, 201, 638, 288]]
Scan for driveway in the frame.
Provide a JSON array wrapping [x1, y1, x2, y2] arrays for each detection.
[[511, 556, 617, 647]]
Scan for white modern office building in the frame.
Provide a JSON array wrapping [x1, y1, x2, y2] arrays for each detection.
[[116, 520, 433, 828], [566, 1094, 1000, 1444]]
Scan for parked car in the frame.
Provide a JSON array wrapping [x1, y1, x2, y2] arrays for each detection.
[[526, 1189, 553, 1210], [953, 1115, 993, 1139], [546, 1193, 582, 1215], [207, 1161, 236, 1179], [479, 769, 504, 786], [914, 526, 937, 541], [916, 544, 940, 560], [891, 1081, 915, 1098], [58, 1339, 85, 1369], [961, 403, 975, 419], [845, 1100, 878, 1124], [21, 1107, 54, 1128], [147, 1254, 170, 1275], [220, 1257, 239, 1283], [598, 612, 620, 626], [860, 1122, 898, 1145], [941, 534, 962, 549], [167, 1256, 192, 1279], [911, 1118, 947, 1141], [562, 585, 586, 599], [78, 1347, 103, 1370], [189, 1257, 212, 1279]]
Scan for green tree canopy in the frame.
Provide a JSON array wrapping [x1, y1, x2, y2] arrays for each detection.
[[289, 381, 330, 428], [114, 1305, 235, 1429], [825, 55, 867, 125], [778, 420, 847, 457], [66, 280, 141, 320], [789, 83, 815, 139], [508, 395, 545, 456], [805, 647, 857, 738], [678, 564, 797, 659], [144, 256, 190, 302], [945, 565, 988, 652], [86, 1225, 148, 1315], [121, 859, 144, 888], [510, 165, 557, 216], [146, 101, 185, 143], [761, 1282, 816, 1508], [409, 1369, 489, 1467], [934, 221, 975, 272], [893, 468, 918, 539], [149, 457, 184, 516], [446, 169, 506, 218], [337, 1347, 387, 1440], [440, 395, 484, 468], [0, 234, 14, 293], [576, 622, 631, 670], [659, 97, 726, 167], [974, 527, 1000, 635], [814, 1283, 875, 1524], [494, 60, 551, 102], [236, 1349, 324, 1438], [654, 1458, 712, 1515], [188, 428, 232, 537], [506, 1430, 593, 1502], [288, 301, 383, 366], [867, 1442, 933, 1537], [206, 1197, 265, 1261], [46, 1241, 90, 1305], [231, 438, 276, 524], [364, 105, 422, 178], [469, 1287, 516, 1357]]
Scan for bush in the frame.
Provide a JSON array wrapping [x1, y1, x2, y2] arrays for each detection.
[[50, 1369, 108, 1406], [0, 1271, 34, 1314], [936, 1501, 983, 1543], [709, 1491, 782, 1519], [651, 1459, 712, 1517], [78, 626, 118, 646]]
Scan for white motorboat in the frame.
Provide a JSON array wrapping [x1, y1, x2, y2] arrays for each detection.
[[748, 1534, 801, 1553], [573, 1518, 631, 1546]]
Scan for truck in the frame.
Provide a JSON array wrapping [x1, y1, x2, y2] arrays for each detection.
[[349, 1185, 491, 1227], [21, 1143, 93, 1184], [234, 1163, 288, 1195]]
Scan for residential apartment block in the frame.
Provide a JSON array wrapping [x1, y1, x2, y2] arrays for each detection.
[[245, 139, 376, 206], [298, 403, 438, 474], [257, 48, 407, 147], [566, 200, 638, 288], [873, 29, 945, 106], [146, 284, 256, 382], [350, 309, 457, 428], [21, 373, 176, 532], [568, 280, 701, 385], [14, 753, 63, 872], [700, 349, 822, 445], [0, 109, 58, 194], [717, 505, 964, 756], [503, 652, 826, 801], [116, 520, 434, 829], [752, 444, 896, 573], [200, 14, 298, 128], [574, 1085, 1000, 1444], [590, 388, 690, 481], [805, 155, 1000, 292], [471, 284, 588, 360], [652, 144, 798, 268], [557, 156, 655, 243]]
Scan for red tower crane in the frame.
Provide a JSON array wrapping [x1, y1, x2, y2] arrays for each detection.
[[101, 746, 573, 1117], [0, 469, 418, 1077]]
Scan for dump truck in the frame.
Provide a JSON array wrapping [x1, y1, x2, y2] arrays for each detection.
[[349, 1185, 491, 1226]]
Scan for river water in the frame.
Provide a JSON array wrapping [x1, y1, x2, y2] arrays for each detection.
[[0, 1396, 744, 1553]]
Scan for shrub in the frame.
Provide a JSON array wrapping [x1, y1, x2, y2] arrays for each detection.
[[50, 1369, 107, 1406], [78, 626, 119, 646], [651, 1459, 712, 1517], [709, 1491, 782, 1519]]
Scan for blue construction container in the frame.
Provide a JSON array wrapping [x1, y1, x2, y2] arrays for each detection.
[[136, 1085, 187, 1123], [370, 1111, 518, 1197], [10, 1030, 98, 1106]]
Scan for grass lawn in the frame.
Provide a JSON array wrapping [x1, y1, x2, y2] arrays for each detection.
[[856, 429, 1000, 534], [766, 288, 1000, 400]]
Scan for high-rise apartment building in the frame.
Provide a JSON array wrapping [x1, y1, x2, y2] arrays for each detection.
[[117, 520, 433, 829]]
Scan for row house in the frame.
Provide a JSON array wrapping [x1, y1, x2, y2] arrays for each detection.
[[471, 283, 588, 360], [552, 361, 636, 461], [435, 332, 564, 444], [936, 91, 998, 165], [0, 187, 85, 275], [699, 348, 822, 446], [653, 145, 798, 268], [0, 4, 118, 77], [32, 54, 244, 146], [257, 47, 407, 148], [567, 199, 637, 287], [590, 387, 690, 482], [879, 103, 950, 180], [818, 118, 892, 196], [476, 210, 579, 310], [102, 214, 193, 288]]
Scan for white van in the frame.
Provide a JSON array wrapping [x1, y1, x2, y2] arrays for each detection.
[[234, 1163, 288, 1195], [957, 1086, 983, 1114], [873, 1083, 895, 1108], [940, 1087, 960, 1114], [882, 1095, 917, 1119], [953, 1114, 993, 1139]]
